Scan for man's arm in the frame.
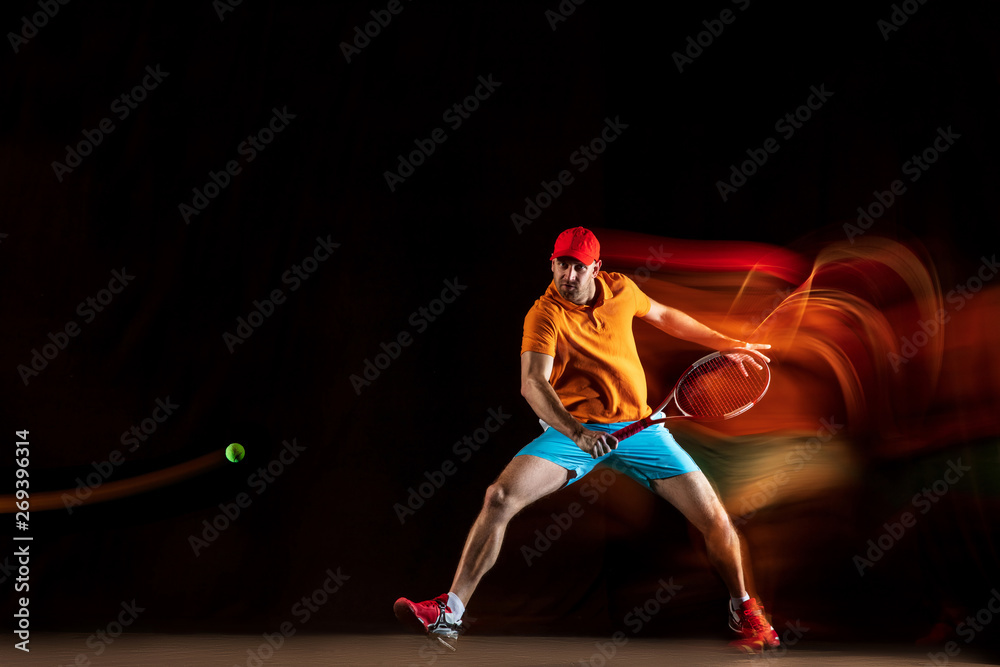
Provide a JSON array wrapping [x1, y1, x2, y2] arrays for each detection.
[[520, 350, 618, 458], [640, 297, 771, 355]]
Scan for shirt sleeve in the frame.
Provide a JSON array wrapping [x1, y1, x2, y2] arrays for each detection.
[[521, 303, 557, 356], [627, 276, 652, 317]]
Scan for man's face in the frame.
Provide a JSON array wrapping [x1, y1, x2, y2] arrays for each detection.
[[551, 256, 601, 304]]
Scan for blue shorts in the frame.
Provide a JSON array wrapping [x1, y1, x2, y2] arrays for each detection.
[[515, 413, 700, 491]]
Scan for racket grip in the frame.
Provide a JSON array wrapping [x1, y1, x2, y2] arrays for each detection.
[[610, 417, 653, 442]]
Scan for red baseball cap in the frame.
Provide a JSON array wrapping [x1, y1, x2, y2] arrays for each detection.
[[550, 227, 600, 264]]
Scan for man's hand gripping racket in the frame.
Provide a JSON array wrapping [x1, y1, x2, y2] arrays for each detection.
[[609, 346, 772, 446]]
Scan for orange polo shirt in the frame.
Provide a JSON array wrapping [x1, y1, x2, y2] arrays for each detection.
[[521, 271, 653, 423]]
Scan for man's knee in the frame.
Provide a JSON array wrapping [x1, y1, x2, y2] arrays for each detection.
[[484, 482, 512, 512], [483, 481, 532, 520], [705, 507, 737, 539]]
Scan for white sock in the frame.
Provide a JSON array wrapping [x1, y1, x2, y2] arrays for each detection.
[[446, 592, 465, 619], [731, 593, 750, 610]]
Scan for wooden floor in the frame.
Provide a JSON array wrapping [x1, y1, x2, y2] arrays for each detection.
[[7, 633, 997, 666]]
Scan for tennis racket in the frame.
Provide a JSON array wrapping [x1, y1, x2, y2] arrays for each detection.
[[610, 348, 771, 442]]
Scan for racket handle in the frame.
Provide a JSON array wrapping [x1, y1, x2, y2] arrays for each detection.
[[610, 417, 653, 442]]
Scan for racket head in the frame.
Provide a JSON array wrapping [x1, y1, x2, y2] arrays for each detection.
[[672, 348, 771, 420]]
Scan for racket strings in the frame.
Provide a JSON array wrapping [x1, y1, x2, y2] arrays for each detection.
[[676, 355, 768, 418]]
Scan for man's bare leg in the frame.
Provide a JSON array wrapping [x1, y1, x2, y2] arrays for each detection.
[[652, 470, 780, 649], [449, 454, 570, 605], [650, 471, 746, 597]]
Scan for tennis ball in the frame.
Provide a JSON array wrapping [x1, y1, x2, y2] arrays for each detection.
[[226, 442, 245, 463]]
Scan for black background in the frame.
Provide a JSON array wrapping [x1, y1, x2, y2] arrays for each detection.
[[2, 0, 999, 655]]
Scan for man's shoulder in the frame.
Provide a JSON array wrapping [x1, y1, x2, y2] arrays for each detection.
[[599, 271, 639, 293], [522, 287, 562, 341], [525, 289, 560, 319]]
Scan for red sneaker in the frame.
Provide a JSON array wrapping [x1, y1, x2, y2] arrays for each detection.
[[728, 597, 780, 652], [393, 594, 462, 650]]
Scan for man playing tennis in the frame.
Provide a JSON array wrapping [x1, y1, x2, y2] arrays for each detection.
[[395, 226, 779, 652]]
